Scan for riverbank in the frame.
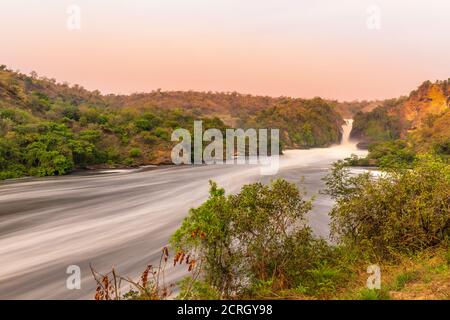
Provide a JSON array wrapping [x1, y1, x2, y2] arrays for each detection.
[[0, 146, 366, 299]]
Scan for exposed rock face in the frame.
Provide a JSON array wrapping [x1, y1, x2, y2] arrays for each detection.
[[351, 79, 450, 148], [400, 80, 449, 131]]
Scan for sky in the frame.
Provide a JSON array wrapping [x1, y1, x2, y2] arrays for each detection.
[[1, 0, 449, 101]]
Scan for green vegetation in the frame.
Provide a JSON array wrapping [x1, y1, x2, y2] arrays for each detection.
[[84, 75, 449, 300], [364, 139, 415, 168], [391, 271, 420, 291], [326, 155, 449, 258], [244, 98, 343, 149], [350, 80, 449, 167], [0, 101, 224, 179], [357, 288, 391, 300], [351, 100, 404, 144], [0, 66, 346, 180], [170, 179, 336, 299], [163, 155, 449, 300]]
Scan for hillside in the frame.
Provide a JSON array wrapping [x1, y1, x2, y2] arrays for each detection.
[[106, 91, 379, 124], [350, 80, 450, 164], [351, 80, 449, 143], [351, 81, 450, 144], [0, 65, 348, 179]]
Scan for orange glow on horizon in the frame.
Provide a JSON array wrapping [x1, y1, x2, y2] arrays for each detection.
[[1, 0, 449, 101]]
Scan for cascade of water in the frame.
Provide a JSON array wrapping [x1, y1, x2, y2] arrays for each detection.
[[340, 119, 353, 145]]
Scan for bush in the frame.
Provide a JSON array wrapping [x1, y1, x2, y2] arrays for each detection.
[[304, 261, 342, 295], [433, 138, 450, 155], [170, 180, 336, 298], [26, 146, 74, 176], [129, 148, 142, 158], [367, 140, 416, 168], [69, 139, 95, 166], [60, 105, 81, 121], [358, 288, 391, 300], [153, 127, 170, 140], [392, 271, 419, 291], [0, 164, 26, 180], [177, 278, 221, 300], [139, 131, 158, 145], [30, 92, 52, 112], [324, 155, 450, 259], [79, 129, 101, 143]]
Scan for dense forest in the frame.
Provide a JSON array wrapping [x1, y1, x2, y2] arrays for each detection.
[[0, 65, 363, 180]]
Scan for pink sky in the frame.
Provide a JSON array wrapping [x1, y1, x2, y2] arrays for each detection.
[[1, 0, 449, 101]]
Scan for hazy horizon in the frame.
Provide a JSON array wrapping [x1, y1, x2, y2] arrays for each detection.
[[1, 0, 449, 101], [3, 64, 443, 103]]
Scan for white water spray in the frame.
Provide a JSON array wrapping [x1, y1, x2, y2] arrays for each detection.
[[340, 119, 353, 146]]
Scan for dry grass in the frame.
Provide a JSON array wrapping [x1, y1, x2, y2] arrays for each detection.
[[343, 246, 450, 300]]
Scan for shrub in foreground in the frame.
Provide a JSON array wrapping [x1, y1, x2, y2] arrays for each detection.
[[324, 155, 450, 259], [170, 179, 336, 299]]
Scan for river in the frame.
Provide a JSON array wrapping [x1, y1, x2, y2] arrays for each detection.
[[0, 120, 369, 299]]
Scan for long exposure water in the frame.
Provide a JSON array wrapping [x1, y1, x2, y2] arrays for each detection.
[[0, 120, 368, 299]]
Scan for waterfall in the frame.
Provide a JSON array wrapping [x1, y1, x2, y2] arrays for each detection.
[[340, 119, 353, 146]]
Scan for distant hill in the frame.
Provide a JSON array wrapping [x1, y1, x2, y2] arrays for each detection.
[[105, 91, 379, 123], [349, 79, 449, 166], [351, 80, 449, 146], [0, 65, 351, 179]]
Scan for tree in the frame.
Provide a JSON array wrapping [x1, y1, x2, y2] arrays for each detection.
[[170, 180, 327, 298], [324, 155, 450, 258]]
